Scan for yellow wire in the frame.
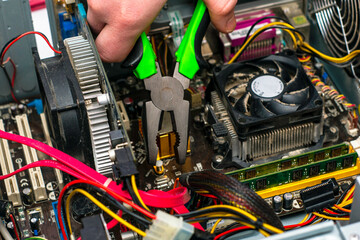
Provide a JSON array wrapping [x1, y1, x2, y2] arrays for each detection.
[[66, 189, 146, 237], [299, 214, 310, 224], [228, 22, 299, 64], [210, 218, 223, 234], [228, 21, 360, 65], [343, 185, 355, 201], [312, 212, 350, 221], [130, 175, 151, 212], [199, 205, 284, 234], [339, 199, 353, 208]]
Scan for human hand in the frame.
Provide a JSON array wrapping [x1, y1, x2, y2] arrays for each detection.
[[87, 0, 237, 62]]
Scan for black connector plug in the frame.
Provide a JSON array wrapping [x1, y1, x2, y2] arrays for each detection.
[[112, 147, 138, 182], [300, 178, 338, 213]]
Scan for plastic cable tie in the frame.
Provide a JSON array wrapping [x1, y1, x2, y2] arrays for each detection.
[[254, 218, 263, 230], [103, 178, 112, 188]]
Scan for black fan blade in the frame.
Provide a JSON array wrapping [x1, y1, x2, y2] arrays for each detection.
[[246, 63, 267, 75], [251, 98, 276, 118], [273, 60, 291, 82], [282, 87, 309, 105], [266, 99, 299, 115], [286, 68, 305, 92], [234, 92, 250, 113]]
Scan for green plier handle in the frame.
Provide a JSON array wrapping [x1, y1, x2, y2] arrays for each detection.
[[122, 0, 210, 80]]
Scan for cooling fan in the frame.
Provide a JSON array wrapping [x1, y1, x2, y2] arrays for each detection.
[[213, 53, 323, 139]]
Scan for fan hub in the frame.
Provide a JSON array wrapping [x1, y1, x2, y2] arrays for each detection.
[[250, 75, 284, 99]]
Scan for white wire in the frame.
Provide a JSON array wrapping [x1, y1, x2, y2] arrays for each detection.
[[0, 220, 13, 240]]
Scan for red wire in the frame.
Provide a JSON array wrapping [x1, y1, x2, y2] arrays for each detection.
[[2, 57, 19, 103], [0, 160, 88, 181], [1, 31, 61, 64], [214, 226, 252, 240], [57, 179, 157, 240], [0, 130, 190, 208], [323, 209, 338, 215], [8, 58, 16, 88], [284, 215, 317, 229], [10, 214, 20, 240]]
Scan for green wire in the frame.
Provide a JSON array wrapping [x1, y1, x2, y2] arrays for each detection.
[[24, 237, 47, 240]]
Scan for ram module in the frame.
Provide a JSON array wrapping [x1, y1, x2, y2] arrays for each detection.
[[226, 143, 357, 192]]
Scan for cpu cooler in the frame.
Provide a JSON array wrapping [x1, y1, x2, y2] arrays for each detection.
[[207, 52, 323, 168]]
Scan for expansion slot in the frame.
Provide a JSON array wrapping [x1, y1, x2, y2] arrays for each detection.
[[227, 143, 359, 197], [16, 114, 47, 201], [40, 113, 64, 189], [0, 120, 22, 206]]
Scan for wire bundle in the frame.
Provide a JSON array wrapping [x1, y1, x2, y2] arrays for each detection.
[[228, 17, 360, 67], [179, 170, 284, 230]]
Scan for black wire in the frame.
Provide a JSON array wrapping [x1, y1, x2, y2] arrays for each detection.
[[124, 177, 146, 211], [176, 207, 255, 224], [0, 31, 51, 60], [318, 210, 349, 218], [86, 185, 151, 227], [59, 182, 151, 234], [242, 16, 291, 46], [0, 36, 19, 59], [337, 181, 355, 204], [234, 25, 305, 62]]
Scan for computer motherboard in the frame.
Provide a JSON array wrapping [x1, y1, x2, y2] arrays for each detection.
[[0, 0, 360, 239]]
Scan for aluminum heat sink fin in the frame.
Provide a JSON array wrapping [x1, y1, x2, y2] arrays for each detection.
[[64, 36, 112, 175], [282, 87, 309, 105]]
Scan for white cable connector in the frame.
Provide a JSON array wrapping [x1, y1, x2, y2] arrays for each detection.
[[144, 210, 194, 240]]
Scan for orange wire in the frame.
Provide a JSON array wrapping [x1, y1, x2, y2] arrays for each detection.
[[334, 204, 351, 213]]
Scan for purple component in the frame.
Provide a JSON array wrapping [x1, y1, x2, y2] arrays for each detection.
[[221, 10, 282, 62]]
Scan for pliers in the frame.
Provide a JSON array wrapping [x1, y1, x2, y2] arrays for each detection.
[[123, 0, 210, 165]]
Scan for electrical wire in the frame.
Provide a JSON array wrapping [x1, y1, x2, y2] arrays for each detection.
[[62, 181, 151, 228], [1, 31, 61, 64], [57, 179, 157, 240], [9, 214, 20, 240], [65, 189, 146, 237], [229, 20, 360, 65], [24, 238, 47, 240], [0, 130, 190, 209], [312, 212, 350, 221], [1, 57, 19, 103], [333, 204, 351, 213], [211, 218, 223, 234], [130, 175, 151, 212], [214, 226, 252, 240]]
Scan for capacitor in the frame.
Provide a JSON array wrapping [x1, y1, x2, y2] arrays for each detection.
[[121, 231, 139, 240], [6, 221, 16, 239], [283, 192, 294, 210], [22, 187, 34, 206], [124, 97, 136, 119], [30, 216, 41, 236], [272, 195, 283, 213]]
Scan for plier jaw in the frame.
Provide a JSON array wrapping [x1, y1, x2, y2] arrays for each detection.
[[122, 0, 210, 165], [142, 63, 191, 165]]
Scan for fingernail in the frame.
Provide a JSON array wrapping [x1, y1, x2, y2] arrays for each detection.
[[225, 14, 236, 33]]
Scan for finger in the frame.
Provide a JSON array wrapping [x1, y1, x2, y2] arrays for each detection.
[[203, 0, 237, 33], [95, 24, 138, 62], [87, 9, 106, 34]]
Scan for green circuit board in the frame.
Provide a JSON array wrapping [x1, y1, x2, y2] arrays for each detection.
[[226, 143, 357, 191]]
